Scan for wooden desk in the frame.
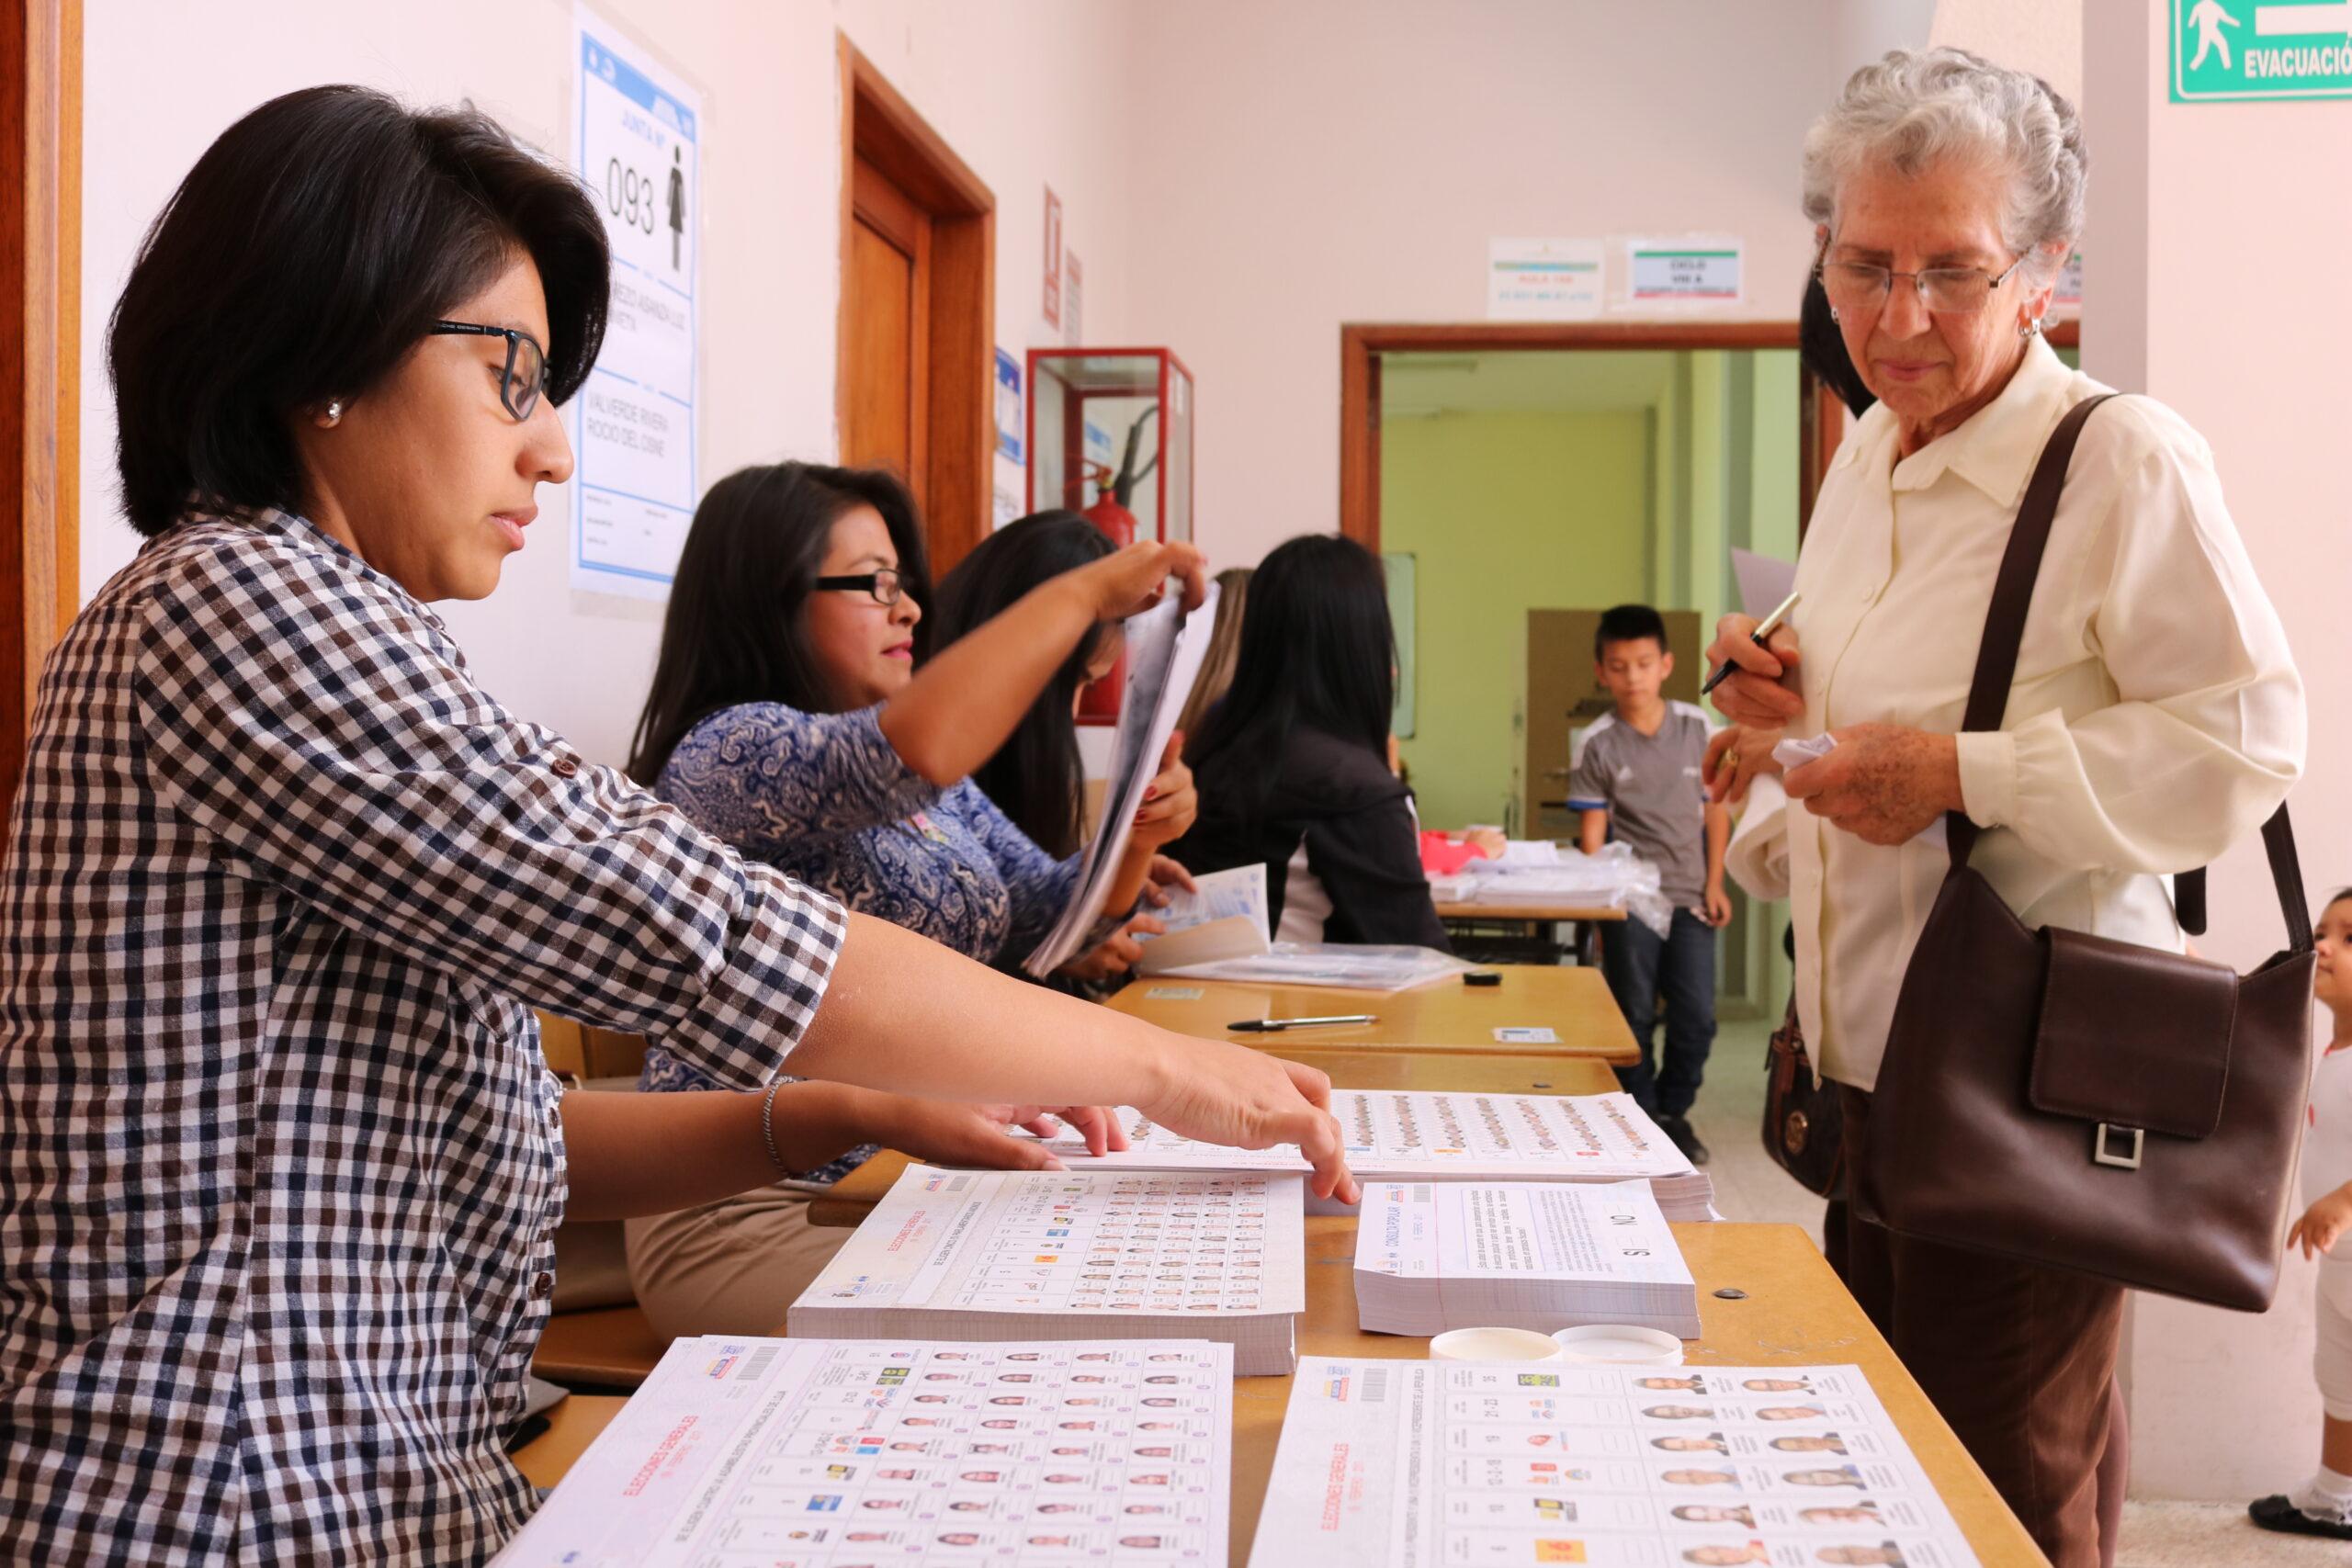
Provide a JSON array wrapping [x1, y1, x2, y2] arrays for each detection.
[[511, 1224, 2039, 1565], [1107, 964, 1638, 1063], [806, 1053, 1623, 1228]]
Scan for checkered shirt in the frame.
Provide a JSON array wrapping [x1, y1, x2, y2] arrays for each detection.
[[0, 512, 846, 1563]]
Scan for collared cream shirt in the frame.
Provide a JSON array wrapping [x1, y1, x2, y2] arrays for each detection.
[[1727, 336, 2304, 1092]]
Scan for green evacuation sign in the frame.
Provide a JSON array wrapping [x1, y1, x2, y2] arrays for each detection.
[[2174, 0, 2352, 100]]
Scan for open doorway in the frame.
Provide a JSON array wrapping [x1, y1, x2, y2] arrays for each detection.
[[836, 38, 995, 577], [1340, 320, 2077, 1018]]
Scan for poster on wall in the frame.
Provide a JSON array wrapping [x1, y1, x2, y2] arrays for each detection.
[[993, 347, 1024, 527], [1623, 236, 1743, 305], [1065, 251, 1084, 345], [1487, 237, 1602, 320], [1042, 186, 1064, 328], [571, 10, 701, 601], [2053, 248, 2084, 313]]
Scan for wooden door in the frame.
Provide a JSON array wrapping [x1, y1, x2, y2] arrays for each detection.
[[842, 154, 931, 515], [2, 0, 80, 822]]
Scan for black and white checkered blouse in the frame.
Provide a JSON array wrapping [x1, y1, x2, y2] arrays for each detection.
[[0, 512, 846, 1563]]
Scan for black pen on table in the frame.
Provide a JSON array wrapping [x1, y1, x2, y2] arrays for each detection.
[[1227, 1014, 1377, 1033], [1698, 590, 1802, 697]]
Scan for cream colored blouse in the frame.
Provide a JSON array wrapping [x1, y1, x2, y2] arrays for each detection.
[[1726, 336, 2304, 1092]]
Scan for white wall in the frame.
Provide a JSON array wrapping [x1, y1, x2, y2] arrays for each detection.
[[1120, 0, 1935, 568], [82, 0, 1145, 764]]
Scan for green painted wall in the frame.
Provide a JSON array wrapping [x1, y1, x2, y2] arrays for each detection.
[[1383, 407, 1652, 829]]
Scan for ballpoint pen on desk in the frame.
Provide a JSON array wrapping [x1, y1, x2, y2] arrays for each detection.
[[1698, 590, 1801, 697], [1227, 1014, 1377, 1033]]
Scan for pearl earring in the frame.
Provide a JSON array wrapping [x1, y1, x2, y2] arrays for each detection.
[[1828, 306, 1841, 323], [322, 400, 345, 426], [2017, 316, 2044, 341]]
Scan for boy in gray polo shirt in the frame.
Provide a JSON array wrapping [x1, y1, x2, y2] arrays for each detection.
[[1567, 604, 1732, 1164]]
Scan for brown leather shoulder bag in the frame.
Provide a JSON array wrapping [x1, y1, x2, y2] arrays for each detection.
[[1852, 392, 2316, 1312]]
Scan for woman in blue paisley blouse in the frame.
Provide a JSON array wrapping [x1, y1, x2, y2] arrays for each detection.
[[620, 462, 1201, 1333]]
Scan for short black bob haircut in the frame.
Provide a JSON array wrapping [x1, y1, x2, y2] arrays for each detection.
[[108, 85, 609, 536], [1595, 604, 1670, 661]]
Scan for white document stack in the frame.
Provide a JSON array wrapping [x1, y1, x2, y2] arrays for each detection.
[[1133, 863, 1271, 975], [495, 1336, 1234, 1568], [1026, 1090, 1714, 1221], [1148, 941, 1469, 990], [1248, 1359, 1986, 1568], [1354, 1178, 1702, 1339], [786, 1164, 1304, 1375]]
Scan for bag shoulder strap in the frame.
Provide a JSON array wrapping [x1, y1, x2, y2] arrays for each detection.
[[1946, 391, 2311, 955]]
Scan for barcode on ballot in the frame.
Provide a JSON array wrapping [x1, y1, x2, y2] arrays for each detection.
[[1360, 1366, 1390, 1402], [740, 1346, 781, 1383], [1412, 1185, 1432, 1202]]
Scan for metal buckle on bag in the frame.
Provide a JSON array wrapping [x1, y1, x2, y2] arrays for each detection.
[[2092, 1123, 2144, 1170]]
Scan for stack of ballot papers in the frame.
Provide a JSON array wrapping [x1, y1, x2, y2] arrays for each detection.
[[786, 1164, 1305, 1375], [1354, 1179, 1702, 1339], [1148, 940, 1470, 990], [1247, 1358, 1984, 1568], [496, 1336, 1233, 1567], [1024, 1091, 1716, 1223], [1132, 863, 1271, 975]]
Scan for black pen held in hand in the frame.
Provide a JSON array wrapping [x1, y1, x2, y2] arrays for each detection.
[[1699, 591, 1802, 697]]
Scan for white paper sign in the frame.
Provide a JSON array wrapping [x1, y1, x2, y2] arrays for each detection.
[[1493, 1027, 1560, 1043], [1627, 237, 1743, 304], [572, 13, 701, 600], [1487, 237, 1603, 320]]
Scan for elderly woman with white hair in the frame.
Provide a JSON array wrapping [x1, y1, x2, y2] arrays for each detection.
[[1710, 48, 2304, 1567]]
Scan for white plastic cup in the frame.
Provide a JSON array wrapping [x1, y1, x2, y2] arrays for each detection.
[[1548, 1325, 1685, 1366], [1429, 1327, 1564, 1363]]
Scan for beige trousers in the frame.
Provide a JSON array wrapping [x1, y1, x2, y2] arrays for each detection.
[[624, 1185, 853, 1339]]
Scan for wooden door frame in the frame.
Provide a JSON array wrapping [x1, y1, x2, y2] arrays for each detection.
[[2, 0, 80, 820], [837, 35, 994, 577], [1339, 317, 2081, 551]]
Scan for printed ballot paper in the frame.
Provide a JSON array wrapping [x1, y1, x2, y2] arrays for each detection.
[[1355, 1179, 1702, 1340], [1133, 864, 1271, 976], [496, 1337, 1232, 1567], [1026, 583, 1220, 976], [787, 1164, 1305, 1375], [1248, 1359, 1984, 1568], [1023, 1092, 1714, 1224]]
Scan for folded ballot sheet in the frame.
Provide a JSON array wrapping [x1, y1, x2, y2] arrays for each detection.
[[1248, 1358, 1984, 1568], [786, 1163, 1304, 1375], [1354, 1179, 1702, 1339], [494, 1336, 1233, 1567], [1024, 1091, 1714, 1223], [1132, 863, 1272, 975]]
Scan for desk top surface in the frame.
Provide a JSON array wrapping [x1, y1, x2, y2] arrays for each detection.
[[1105, 964, 1637, 1063], [514, 1223, 2038, 1565]]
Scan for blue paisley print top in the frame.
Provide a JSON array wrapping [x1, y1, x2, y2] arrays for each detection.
[[638, 702, 1084, 1180]]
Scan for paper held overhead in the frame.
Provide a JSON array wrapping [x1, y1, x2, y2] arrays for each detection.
[[1024, 583, 1221, 976]]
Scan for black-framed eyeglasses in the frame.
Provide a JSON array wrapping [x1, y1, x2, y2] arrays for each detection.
[[815, 569, 907, 607], [431, 321, 548, 421], [1815, 254, 2028, 317]]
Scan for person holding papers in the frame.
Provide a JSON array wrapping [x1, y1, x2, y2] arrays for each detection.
[[1173, 535, 1449, 949], [622, 463, 1207, 1332], [0, 90, 1352, 1567]]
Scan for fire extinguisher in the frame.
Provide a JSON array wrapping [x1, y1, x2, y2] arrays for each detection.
[[1076, 409, 1159, 723]]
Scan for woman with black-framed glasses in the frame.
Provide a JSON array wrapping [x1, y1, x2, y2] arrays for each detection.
[[0, 87, 1351, 1565], [619, 471, 1203, 1341]]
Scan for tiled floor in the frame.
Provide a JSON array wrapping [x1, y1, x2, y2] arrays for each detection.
[[1680, 1019, 2334, 1565]]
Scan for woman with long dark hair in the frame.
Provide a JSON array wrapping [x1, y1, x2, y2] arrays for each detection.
[[1172, 534, 1448, 949], [622, 470, 1200, 1334]]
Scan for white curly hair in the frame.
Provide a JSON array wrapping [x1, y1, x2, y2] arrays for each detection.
[[1802, 47, 2086, 288]]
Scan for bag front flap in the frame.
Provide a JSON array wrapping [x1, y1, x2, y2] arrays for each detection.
[[2030, 926, 2237, 1139]]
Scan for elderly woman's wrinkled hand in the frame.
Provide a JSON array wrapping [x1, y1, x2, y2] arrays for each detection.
[[1781, 723, 1963, 847], [1704, 725, 1785, 807], [1704, 615, 1804, 728]]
